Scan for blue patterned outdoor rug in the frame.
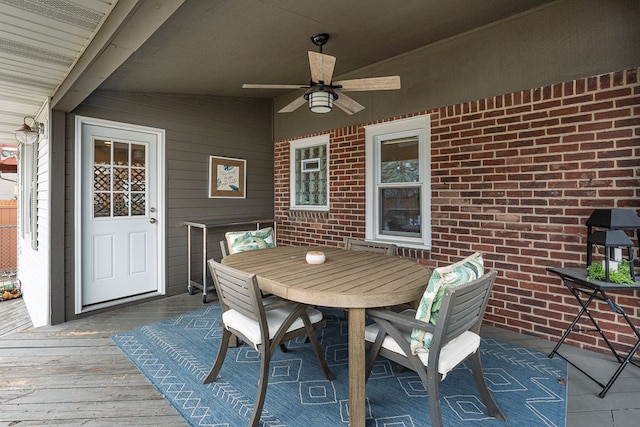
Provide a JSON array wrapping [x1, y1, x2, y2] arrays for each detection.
[[112, 305, 567, 426]]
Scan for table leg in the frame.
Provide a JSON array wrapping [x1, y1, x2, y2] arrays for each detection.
[[202, 227, 208, 302], [599, 338, 640, 397], [187, 225, 193, 294], [549, 286, 596, 358], [348, 308, 366, 427]]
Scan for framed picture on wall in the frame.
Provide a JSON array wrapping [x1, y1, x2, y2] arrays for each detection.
[[209, 155, 246, 198]]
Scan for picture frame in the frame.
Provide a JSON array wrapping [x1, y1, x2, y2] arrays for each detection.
[[208, 155, 246, 198]]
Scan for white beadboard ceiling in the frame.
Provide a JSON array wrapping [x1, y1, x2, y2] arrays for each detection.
[[0, 0, 117, 144], [0, 0, 557, 145]]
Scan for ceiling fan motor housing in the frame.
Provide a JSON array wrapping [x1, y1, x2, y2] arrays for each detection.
[[311, 33, 330, 49]]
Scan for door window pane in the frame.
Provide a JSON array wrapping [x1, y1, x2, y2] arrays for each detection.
[[93, 139, 147, 218], [113, 193, 128, 217], [113, 142, 129, 166]]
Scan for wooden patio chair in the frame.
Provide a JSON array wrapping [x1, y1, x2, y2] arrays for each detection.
[[364, 270, 506, 427], [344, 237, 397, 255], [344, 237, 400, 313], [220, 227, 276, 297], [204, 260, 335, 427]]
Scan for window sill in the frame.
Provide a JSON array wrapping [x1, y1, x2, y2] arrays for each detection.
[[287, 210, 329, 219], [369, 237, 431, 251]]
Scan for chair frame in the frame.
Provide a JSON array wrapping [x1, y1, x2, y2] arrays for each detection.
[[205, 260, 335, 427], [344, 237, 397, 255], [365, 270, 506, 427], [219, 239, 229, 258]]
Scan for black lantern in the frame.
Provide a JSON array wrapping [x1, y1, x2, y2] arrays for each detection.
[[586, 208, 640, 282]]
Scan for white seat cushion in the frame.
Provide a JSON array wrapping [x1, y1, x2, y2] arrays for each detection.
[[223, 302, 323, 348], [365, 323, 480, 375]]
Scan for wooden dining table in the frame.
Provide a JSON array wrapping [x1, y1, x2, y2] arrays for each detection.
[[222, 245, 430, 427]]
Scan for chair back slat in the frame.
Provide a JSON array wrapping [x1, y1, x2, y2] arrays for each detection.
[[208, 259, 262, 321], [344, 237, 397, 255]]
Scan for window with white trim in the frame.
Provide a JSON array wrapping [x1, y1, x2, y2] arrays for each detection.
[[365, 116, 431, 249], [290, 134, 329, 210]]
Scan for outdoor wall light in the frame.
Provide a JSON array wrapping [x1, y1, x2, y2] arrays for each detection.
[[304, 85, 337, 113], [14, 116, 42, 145], [586, 208, 640, 283]]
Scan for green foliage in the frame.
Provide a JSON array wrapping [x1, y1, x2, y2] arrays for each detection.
[[587, 259, 634, 284]]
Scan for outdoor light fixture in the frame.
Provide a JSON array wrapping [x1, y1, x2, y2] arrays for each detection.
[[586, 208, 640, 282], [14, 116, 42, 145], [304, 85, 337, 113]]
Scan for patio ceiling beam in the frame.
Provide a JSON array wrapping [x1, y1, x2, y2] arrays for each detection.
[[52, 0, 185, 112]]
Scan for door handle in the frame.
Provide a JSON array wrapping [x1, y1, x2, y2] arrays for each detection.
[[149, 218, 157, 224]]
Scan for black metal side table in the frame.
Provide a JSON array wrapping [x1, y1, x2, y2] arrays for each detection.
[[547, 267, 640, 397]]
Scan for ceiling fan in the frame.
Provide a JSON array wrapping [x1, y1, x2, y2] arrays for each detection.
[[242, 33, 401, 115]]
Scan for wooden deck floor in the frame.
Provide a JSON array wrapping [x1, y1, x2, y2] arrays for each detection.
[[1, 293, 639, 426]]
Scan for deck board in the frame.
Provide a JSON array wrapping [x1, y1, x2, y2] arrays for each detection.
[[0, 291, 639, 426], [0, 293, 202, 426], [0, 297, 32, 337]]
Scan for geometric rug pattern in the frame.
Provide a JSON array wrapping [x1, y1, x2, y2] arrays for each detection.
[[112, 305, 566, 426]]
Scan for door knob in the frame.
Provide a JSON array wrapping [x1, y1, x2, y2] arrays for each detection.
[[149, 218, 157, 224]]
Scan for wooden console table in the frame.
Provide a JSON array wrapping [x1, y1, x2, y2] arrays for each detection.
[[547, 266, 640, 397], [182, 218, 275, 302]]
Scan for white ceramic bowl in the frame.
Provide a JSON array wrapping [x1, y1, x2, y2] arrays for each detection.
[[306, 251, 326, 264]]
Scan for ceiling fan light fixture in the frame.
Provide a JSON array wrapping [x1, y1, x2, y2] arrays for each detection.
[[305, 86, 337, 114]]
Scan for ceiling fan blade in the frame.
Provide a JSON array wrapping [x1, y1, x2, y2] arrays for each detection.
[[278, 96, 307, 113], [243, 83, 309, 89], [334, 92, 365, 115], [334, 76, 401, 91], [308, 51, 336, 84]]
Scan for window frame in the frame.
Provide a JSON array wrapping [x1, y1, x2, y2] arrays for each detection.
[[19, 138, 39, 250], [289, 134, 330, 211], [365, 116, 431, 249]]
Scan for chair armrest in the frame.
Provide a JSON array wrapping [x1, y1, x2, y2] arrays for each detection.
[[367, 308, 436, 334]]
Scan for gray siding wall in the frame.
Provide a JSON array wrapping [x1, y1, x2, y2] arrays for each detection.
[[63, 92, 273, 321]]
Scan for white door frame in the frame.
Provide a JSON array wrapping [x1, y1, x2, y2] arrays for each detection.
[[74, 116, 166, 314]]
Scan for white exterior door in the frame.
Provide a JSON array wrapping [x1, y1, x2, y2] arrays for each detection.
[[77, 119, 164, 310]]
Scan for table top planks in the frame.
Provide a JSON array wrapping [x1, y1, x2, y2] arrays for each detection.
[[222, 246, 430, 308]]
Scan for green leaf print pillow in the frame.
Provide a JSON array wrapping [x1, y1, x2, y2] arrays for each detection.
[[410, 252, 484, 353], [225, 227, 275, 254]]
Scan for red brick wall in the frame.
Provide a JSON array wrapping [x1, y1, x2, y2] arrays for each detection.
[[274, 68, 640, 355]]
